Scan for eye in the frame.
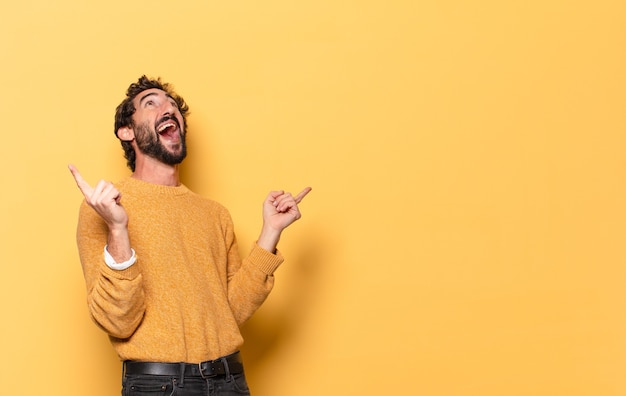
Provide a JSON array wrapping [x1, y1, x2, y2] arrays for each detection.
[[145, 100, 155, 106]]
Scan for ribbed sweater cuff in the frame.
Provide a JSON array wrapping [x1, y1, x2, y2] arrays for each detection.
[[100, 260, 142, 280], [250, 243, 284, 275]]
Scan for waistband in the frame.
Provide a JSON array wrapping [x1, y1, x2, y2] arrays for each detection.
[[123, 351, 244, 379]]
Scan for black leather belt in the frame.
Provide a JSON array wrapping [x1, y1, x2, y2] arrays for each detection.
[[124, 351, 244, 379]]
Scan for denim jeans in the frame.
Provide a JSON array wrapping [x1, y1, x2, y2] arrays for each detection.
[[122, 371, 251, 396]]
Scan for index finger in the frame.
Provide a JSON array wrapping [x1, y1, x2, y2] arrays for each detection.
[[294, 187, 312, 204], [68, 164, 94, 198]]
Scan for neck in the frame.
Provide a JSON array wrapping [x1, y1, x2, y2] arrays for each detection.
[[132, 156, 180, 186]]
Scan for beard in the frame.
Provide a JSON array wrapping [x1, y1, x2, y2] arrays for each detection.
[[133, 121, 187, 166]]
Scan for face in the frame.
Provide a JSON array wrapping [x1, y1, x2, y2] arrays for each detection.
[[131, 88, 187, 165]]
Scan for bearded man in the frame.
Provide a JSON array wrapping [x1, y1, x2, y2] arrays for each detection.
[[69, 75, 310, 396]]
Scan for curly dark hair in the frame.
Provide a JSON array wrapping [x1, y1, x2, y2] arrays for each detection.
[[114, 75, 190, 171]]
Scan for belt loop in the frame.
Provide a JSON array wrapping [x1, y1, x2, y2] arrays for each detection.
[[221, 357, 231, 382], [178, 363, 185, 388]]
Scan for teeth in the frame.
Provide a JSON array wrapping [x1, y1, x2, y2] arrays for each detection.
[[158, 122, 176, 132]]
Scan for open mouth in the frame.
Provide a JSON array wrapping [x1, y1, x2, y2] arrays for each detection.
[[156, 117, 180, 139]]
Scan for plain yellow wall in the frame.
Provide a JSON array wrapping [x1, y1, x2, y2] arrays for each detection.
[[1, 1, 625, 395]]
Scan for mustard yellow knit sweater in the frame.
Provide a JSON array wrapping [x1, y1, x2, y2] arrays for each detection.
[[76, 177, 283, 363]]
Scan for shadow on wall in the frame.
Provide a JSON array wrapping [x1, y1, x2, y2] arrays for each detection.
[[177, 118, 219, 198], [239, 227, 327, 369]]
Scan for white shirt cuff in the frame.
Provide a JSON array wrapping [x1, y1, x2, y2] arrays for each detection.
[[103, 246, 137, 270]]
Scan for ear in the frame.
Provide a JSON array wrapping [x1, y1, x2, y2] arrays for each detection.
[[116, 126, 135, 141]]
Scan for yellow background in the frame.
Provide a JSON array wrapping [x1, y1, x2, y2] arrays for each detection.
[[1, 1, 625, 395]]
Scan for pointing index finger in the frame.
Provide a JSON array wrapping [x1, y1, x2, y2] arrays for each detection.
[[68, 164, 94, 198], [294, 187, 312, 204]]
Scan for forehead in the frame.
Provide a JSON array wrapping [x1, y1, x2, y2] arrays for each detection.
[[133, 88, 171, 106]]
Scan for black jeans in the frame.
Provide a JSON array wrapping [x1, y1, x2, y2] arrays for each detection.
[[122, 370, 250, 395]]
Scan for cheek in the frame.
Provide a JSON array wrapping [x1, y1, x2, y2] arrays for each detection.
[[136, 123, 155, 140]]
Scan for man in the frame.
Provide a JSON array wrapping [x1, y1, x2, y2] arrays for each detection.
[[69, 75, 311, 395]]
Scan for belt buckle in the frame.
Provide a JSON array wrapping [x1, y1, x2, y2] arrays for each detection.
[[199, 361, 216, 379]]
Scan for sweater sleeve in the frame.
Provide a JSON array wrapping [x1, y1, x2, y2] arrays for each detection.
[[222, 212, 284, 326], [76, 201, 146, 339]]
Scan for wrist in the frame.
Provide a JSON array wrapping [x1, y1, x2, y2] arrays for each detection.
[[108, 222, 129, 233], [106, 226, 132, 262], [257, 226, 281, 254]]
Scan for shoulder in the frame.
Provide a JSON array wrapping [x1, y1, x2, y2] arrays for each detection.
[[188, 192, 232, 219]]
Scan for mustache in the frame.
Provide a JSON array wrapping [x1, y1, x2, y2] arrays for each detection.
[[155, 115, 181, 130]]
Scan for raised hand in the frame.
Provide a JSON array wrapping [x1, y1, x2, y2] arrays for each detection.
[[68, 164, 129, 230], [257, 187, 312, 253], [265, 187, 312, 230], [69, 164, 134, 263]]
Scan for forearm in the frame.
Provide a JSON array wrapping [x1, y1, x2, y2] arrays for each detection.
[[77, 203, 144, 338], [106, 225, 133, 263], [228, 244, 283, 325], [87, 263, 145, 338]]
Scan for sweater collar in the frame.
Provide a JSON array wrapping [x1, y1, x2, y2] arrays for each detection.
[[121, 176, 190, 196]]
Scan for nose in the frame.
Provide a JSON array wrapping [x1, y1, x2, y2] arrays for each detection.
[[162, 101, 176, 116]]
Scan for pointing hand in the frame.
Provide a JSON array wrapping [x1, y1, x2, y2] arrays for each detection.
[[68, 164, 129, 230], [263, 187, 312, 232]]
